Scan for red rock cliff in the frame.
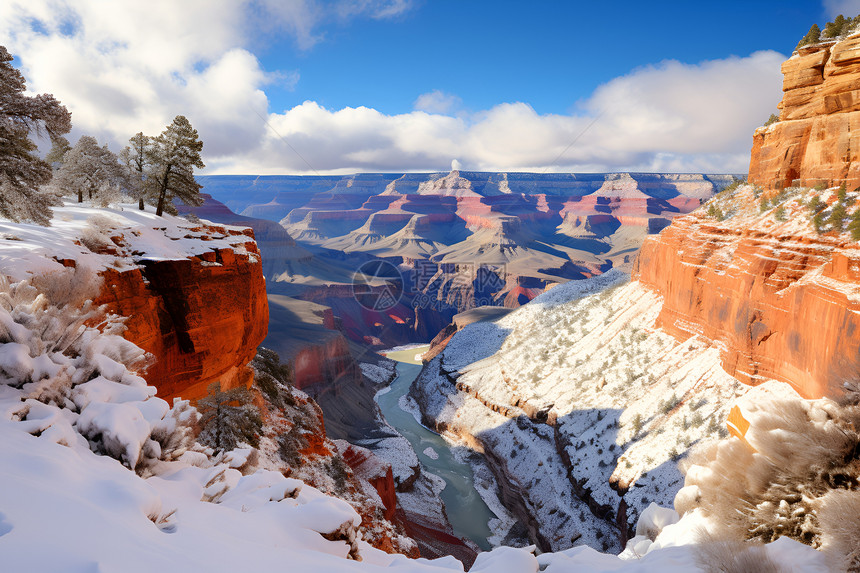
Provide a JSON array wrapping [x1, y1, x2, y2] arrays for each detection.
[[749, 34, 860, 190], [634, 209, 860, 399], [95, 227, 268, 401], [637, 34, 860, 400]]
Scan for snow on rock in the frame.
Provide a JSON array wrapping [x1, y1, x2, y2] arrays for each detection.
[[0, 201, 258, 281], [410, 273, 801, 553]]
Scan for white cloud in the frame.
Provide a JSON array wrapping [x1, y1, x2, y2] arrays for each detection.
[[823, 0, 860, 17], [218, 51, 786, 175], [0, 1, 786, 176], [414, 90, 463, 114]]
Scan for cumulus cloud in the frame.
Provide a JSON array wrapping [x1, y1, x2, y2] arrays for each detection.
[[414, 90, 462, 114], [1, 1, 786, 176], [823, 0, 860, 17], [219, 51, 785, 175]]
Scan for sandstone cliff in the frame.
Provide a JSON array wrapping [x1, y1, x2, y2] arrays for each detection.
[[749, 33, 860, 190], [634, 184, 860, 399], [96, 235, 268, 401], [638, 35, 860, 400]]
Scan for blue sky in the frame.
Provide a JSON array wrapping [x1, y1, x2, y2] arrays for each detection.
[[261, 1, 828, 116], [2, 0, 859, 175]]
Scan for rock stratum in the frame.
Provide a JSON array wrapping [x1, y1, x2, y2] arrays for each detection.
[[95, 235, 268, 401], [749, 32, 860, 190], [200, 172, 736, 347], [641, 33, 860, 400]]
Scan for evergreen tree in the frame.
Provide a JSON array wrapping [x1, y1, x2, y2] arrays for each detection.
[[119, 132, 153, 210], [197, 383, 262, 452], [45, 136, 71, 165], [54, 136, 125, 204], [0, 46, 72, 225], [148, 115, 204, 216], [797, 23, 821, 48], [849, 209, 860, 240], [830, 199, 847, 231]]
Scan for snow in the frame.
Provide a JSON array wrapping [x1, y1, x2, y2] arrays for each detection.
[[423, 446, 439, 460], [411, 274, 802, 553], [0, 203, 835, 571], [0, 201, 258, 281]]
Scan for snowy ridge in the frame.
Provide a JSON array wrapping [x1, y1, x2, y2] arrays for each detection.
[[410, 275, 802, 554], [0, 201, 258, 281]]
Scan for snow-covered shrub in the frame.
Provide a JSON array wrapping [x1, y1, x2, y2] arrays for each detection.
[[80, 214, 119, 253], [694, 533, 781, 573], [197, 382, 262, 452], [149, 397, 202, 462], [676, 395, 860, 559], [817, 489, 860, 572], [0, 268, 174, 468]]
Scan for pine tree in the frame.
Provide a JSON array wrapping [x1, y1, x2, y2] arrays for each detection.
[[119, 132, 153, 210], [149, 115, 204, 216], [45, 136, 71, 165], [797, 24, 821, 48], [54, 136, 125, 204], [830, 199, 847, 231], [849, 209, 860, 240], [0, 46, 72, 225], [197, 383, 262, 452]]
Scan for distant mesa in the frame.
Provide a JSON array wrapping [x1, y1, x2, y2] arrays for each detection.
[[198, 171, 738, 347]]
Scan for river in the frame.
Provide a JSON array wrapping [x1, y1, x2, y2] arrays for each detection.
[[376, 345, 496, 551]]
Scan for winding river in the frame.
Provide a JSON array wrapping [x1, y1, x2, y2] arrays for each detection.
[[376, 346, 496, 551]]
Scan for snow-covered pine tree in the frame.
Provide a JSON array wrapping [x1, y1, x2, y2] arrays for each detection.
[[197, 383, 262, 453], [45, 136, 71, 166], [149, 115, 205, 216], [0, 45, 72, 225], [119, 131, 154, 211], [54, 136, 126, 204]]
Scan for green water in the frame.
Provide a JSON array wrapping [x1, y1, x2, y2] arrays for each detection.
[[376, 346, 496, 551]]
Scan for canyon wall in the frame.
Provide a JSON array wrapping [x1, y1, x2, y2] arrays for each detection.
[[95, 229, 269, 401], [749, 34, 860, 190], [639, 34, 860, 400], [634, 214, 860, 399]]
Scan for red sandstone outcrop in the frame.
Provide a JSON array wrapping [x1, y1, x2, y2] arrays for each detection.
[[637, 35, 860, 401], [95, 228, 268, 401], [335, 441, 397, 521], [635, 208, 860, 399], [749, 34, 860, 190]]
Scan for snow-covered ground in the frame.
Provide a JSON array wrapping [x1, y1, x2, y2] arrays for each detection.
[[0, 201, 258, 281], [410, 270, 801, 553], [0, 202, 833, 571]]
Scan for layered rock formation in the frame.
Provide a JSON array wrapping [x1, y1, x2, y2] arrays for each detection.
[[201, 171, 735, 347], [749, 33, 860, 190], [634, 186, 860, 399], [639, 34, 860, 401], [93, 227, 268, 401]]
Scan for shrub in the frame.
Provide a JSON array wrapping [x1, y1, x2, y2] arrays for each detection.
[[774, 205, 787, 222], [762, 113, 779, 127], [849, 209, 860, 240], [678, 396, 860, 557], [197, 383, 262, 452]]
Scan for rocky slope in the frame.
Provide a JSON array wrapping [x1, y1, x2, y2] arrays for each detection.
[[408, 272, 800, 553], [749, 32, 860, 190], [635, 184, 860, 399], [200, 171, 735, 349], [644, 32, 860, 400]]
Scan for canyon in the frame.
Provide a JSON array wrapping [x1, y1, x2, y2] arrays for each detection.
[[399, 30, 860, 558], [199, 171, 735, 351]]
